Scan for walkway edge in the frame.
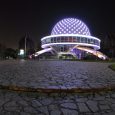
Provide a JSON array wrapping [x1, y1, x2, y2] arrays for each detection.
[[0, 85, 115, 93]]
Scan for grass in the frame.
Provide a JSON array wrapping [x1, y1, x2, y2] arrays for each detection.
[[109, 64, 115, 71]]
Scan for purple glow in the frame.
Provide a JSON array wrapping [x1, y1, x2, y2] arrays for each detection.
[[51, 18, 91, 36]]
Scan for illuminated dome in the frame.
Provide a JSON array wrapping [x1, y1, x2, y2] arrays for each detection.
[[51, 18, 91, 36]]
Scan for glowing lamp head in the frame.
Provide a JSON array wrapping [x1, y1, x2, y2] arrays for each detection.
[[51, 18, 91, 36], [19, 49, 24, 55]]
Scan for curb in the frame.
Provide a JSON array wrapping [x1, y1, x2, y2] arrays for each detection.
[[0, 85, 115, 93]]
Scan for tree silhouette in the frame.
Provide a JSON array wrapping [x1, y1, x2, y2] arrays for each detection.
[[4, 48, 17, 59], [102, 33, 115, 58], [0, 43, 6, 59]]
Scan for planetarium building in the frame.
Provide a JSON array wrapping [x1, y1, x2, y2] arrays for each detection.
[[35, 18, 107, 59]]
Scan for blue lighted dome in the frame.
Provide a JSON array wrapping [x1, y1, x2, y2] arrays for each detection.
[[51, 18, 91, 36]]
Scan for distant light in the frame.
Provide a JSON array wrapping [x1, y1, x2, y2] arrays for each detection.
[[19, 49, 24, 55]]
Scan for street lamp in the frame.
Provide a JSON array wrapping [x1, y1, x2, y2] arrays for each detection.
[[25, 35, 27, 58]]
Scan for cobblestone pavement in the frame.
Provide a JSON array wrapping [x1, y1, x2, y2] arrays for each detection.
[[0, 89, 115, 115], [0, 60, 115, 114], [0, 60, 115, 89]]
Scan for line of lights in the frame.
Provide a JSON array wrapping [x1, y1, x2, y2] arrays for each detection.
[[51, 18, 91, 36], [41, 34, 100, 41], [41, 42, 100, 50]]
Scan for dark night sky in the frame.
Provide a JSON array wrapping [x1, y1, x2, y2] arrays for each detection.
[[0, 0, 115, 49]]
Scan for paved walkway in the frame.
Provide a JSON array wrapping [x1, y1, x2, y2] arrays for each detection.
[[0, 60, 115, 114], [0, 89, 115, 115], [0, 60, 115, 91]]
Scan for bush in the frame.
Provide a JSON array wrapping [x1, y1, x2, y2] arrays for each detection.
[[109, 64, 115, 71], [83, 54, 101, 60]]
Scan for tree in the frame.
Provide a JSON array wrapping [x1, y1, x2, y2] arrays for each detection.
[[4, 48, 17, 59], [0, 43, 6, 59], [102, 33, 115, 58]]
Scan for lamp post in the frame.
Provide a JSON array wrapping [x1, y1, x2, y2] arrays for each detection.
[[25, 35, 27, 58]]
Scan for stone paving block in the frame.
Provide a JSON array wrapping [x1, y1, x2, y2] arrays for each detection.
[[41, 98, 53, 106], [106, 97, 115, 103], [59, 86, 67, 89], [50, 110, 61, 115], [31, 100, 42, 107], [48, 104, 59, 111], [37, 113, 44, 115], [0, 100, 5, 106], [62, 99, 74, 103], [38, 106, 49, 115], [24, 106, 38, 114], [101, 112, 115, 115], [47, 86, 60, 89], [85, 113, 95, 115], [76, 98, 88, 102], [61, 103, 77, 109], [98, 100, 110, 105], [111, 104, 115, 110], [99, 105, 110, 110], [4, 101, 18, 107], [77, 103, 90, 112], [111, 94, 115, 98], [20, 112, 31, 115], [61, 108, 78, 115], [3, 111, 20, 115], [94, 113, 101, 115], [17, 100, 28, 106], [4, 106, 22, 112], [86, 100, 99, 112], [93, 95, 105, 101]]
